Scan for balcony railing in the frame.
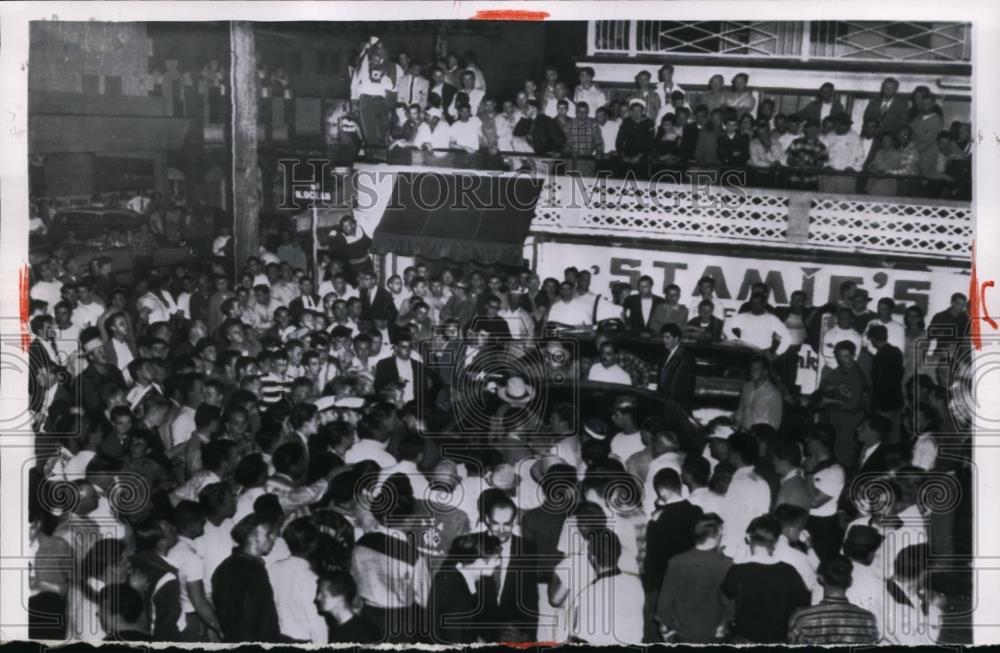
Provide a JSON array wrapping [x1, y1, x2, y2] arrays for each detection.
[[589, 21, 972, 64], [532, 172, 971, 262], [353, 160, 972, 264]]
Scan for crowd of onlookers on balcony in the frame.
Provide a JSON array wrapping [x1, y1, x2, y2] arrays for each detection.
[[150, 57, 293, 121], [342, 37, 972, 200]]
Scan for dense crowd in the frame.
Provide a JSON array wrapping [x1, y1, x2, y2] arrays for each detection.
[[344, 40, 972, 199], [26, 210, 972, 645]]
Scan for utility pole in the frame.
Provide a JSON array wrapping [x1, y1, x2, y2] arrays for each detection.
[[230, 21, 259, 276]]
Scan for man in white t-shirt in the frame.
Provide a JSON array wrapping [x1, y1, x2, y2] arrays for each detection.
[[724, 292, 792, 356], [167, 500, 222, 639], [448, 104, 482, 152], [569, 529, 644, 645], [30, 260, 63, 310], [587, 340, 631, 386], [547, 281, 593, 327]]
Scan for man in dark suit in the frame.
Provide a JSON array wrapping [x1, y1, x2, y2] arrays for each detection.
[[642, 467, 702, 639], [867, 324, 904, 443], [838, 413, 895, 519], [681, 104, 711, 161], [480, 493, 538, 642], [428, 67, 457, 120], [288, 276, 321, 322], [28, 313, 59, 374], [623, 274, 665, 335], [657, 323, 695, 412], [357, 270, 398, 323], [513, 99, 566, 155], [373, 334, 435, 406], [862, 77, 911, 140], [853, 413, 893, 478], [795, 82, 846, 125]]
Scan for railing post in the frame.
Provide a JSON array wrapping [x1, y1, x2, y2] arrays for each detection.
[[628, 20, 638, 56], [800, 20, 811, 62], [587, 20, 596, 55]]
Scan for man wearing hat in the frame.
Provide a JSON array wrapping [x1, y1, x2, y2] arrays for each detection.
[[820, 113, 868, 194], [350, 36, 396, 150], [615, 97, 655, 167]]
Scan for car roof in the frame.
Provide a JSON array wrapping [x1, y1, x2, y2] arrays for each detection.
[[53, 206, 143, 217]]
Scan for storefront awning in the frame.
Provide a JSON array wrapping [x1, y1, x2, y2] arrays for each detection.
[[373, 171, 543, 266]]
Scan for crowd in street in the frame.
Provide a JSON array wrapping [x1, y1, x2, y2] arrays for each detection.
[[26, 211, 973, 645]]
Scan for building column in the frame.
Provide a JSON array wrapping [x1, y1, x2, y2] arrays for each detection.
[[230, 21, 259, 275]]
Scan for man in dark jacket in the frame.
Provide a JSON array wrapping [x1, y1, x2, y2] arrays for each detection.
[[862, 77, 911, 140], [616, 99, 655, 164], [357, 270, 398, 323], [796, 82, 846, 125], [212, 513, 282, 643], [720, 515, 811, 643], [623, 274, 665, 335], [643, 468, 703, 640], [513, 99, 566, 155], [867, 324, 904, 441], [657, 323, 695, 412], [373, 334, 436, 405], [681, 104, 711, 161], [480, 494, 539, 642]]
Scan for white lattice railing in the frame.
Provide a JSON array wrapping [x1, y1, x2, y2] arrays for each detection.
[[534, 177, 791, 246], [808, 196, 973, 259], [533, 175, 972, 262], [590, 20, 971, 64], [352, 164, 971, 263]]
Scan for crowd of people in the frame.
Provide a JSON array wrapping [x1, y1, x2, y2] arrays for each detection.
[[26, 210, 973, 645], [347, 41, 972, 199]]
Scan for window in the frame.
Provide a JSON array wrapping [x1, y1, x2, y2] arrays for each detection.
[[316, 50, 327, 75], [104, 75, 122, 96], [289, 50, 303, 75], [884, 23, 933, 51], [82, 74, 100, 94]]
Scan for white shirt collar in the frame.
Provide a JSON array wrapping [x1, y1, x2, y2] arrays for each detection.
[[782, 468, 802, 482]]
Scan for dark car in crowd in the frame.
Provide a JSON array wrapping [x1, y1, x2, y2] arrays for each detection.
[[40, 206, 147, 246], [545, 329, 757, 410]]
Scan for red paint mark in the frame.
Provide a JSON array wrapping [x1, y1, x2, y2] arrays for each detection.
[[983, 281, 997, 331], [19, 263, 31, 352], [470, 9, 549, 21]]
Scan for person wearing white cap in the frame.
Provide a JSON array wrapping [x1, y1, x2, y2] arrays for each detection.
[[418, 106, 451, 158], [616, 97, 655, 164]]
